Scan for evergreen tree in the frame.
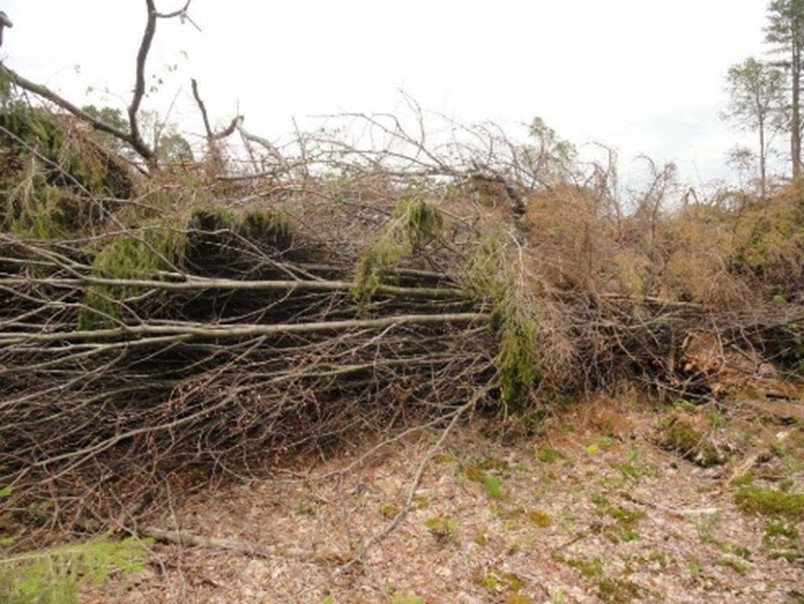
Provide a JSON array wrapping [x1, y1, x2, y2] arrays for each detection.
[[765, 0, 804, 177]]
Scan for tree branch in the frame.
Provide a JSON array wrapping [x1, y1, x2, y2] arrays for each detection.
[[129, 0, 196, 170], [0, 313, 489, 345], [190, 78, 213, 140], [0, 65, 137, 147]]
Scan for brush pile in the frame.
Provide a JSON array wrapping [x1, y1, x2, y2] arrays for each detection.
[[0, 99, 801, 542], [0, 106, 536, 537]]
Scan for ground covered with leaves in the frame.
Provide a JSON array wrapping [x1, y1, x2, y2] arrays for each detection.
[[89, 395, 803, 603]]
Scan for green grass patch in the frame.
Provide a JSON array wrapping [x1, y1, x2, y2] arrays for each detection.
[[536, 445, 562, 463], [735, 487, 804, 521]]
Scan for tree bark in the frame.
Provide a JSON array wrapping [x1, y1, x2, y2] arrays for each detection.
[[759, 114, 767, 196], [792, 20, 802, 178]]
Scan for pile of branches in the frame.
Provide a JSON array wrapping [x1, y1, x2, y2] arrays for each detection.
[[0, 195, 502, 537], [569, 292, 803, 400], [0, 13, 801, 540], [0, 70, 543, 540]]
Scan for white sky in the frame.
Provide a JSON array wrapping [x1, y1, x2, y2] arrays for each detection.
[[1, 1, 777, 188]]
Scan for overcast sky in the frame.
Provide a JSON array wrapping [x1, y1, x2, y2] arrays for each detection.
[[1, 1, 777, 188]]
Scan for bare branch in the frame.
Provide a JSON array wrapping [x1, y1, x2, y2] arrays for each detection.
[[0, 65, 147, 156], [190, 78, 213, 140], [128, 0, 197, 170]]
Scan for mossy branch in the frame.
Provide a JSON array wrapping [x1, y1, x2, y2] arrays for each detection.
[[353, 195, 444, 309]]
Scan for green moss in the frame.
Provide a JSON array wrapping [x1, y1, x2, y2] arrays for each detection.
[[658, 416, 724, 467], [379, 503, 399, 519], [391, 593, 425, 604], [237, 206, 293, 247], [294, 499, 320, 516], [464, 235, 542, 411], [735, 487, 804, 521], [353, 195, 443, 310], [477, 456, 510, 472], [424, 516, 458, 542], [0, 105, 132, 237], [597, 577, 644, 603], [473, 533, 489, 546], [591, 494, 646, 543], [763, 520, 801, 562], [473, 567, 526, 593], [716, 557, 749, 576], [592, 493, 646, 525], [536, 445, 562, 463], [78, 225, 186, 329], [526, 510, 553, 527], [560, 554, 604, 579]]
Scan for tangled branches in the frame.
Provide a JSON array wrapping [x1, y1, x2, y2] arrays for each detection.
[[0, 195, 504, 541]]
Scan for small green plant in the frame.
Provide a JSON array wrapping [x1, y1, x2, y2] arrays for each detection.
[[611, 459, 644, 482], [706, 405, 726, 428], [424, 516, 458, 542], [461, 457, 508, 500], [483, 474, 504, 500], [0, 536, 148, 604]]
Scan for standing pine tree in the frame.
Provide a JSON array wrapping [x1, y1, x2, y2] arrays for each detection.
[[765, 0, 804, 178]]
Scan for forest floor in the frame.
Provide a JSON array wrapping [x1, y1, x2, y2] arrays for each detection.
[[90, 394, 803, 603]]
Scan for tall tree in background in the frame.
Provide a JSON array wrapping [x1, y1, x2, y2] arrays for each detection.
[[765, 0, 804, 177], [722, 57, 786, 196]]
